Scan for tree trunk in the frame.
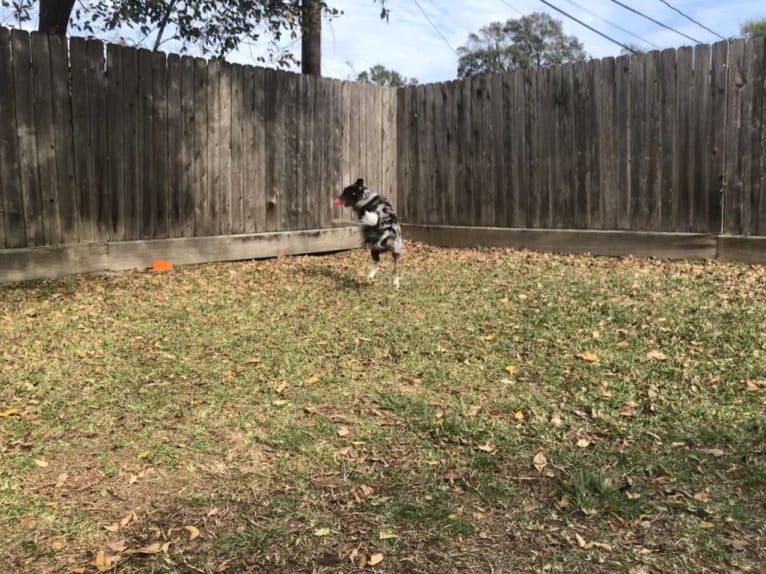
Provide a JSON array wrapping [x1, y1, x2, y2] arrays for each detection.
[[301, 0, 321, 75], [38, 0, 76, 35]]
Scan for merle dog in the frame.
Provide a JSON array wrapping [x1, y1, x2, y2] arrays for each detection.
[[334, 178, 403, 289]]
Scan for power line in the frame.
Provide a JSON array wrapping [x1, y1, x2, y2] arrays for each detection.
[[536, 0, 639, 54], [496, 0, 524, 17], [654, 0, 726, 41], [606, 0, 702, 45], [560, 0, 660, 49], [413, 0, 458, 55]]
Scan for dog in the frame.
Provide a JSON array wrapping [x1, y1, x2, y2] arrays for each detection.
[[333, 178, 403, 289]]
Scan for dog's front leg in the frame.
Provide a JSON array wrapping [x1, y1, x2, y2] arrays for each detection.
[[392, 252, 400, 289], [367, 249, 381, 281]]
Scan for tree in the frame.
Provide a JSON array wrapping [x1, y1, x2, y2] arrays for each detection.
[[457, 12, 586, 77], [356, 65, 417, 87], [24, 0, 389, 66], [620, 43, 645, 56], [741, 18, 766, 38]]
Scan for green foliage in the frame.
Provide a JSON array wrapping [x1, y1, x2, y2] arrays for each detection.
[[356, 64, 417, 87], [457, 12, 586, 77], [741, 17, 766, 38]]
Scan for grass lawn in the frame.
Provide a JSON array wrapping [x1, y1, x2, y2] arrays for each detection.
[[1, 242, 764, 573]]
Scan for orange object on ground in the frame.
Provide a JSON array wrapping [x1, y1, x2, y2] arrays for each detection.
[[151, 260, 174, 272]]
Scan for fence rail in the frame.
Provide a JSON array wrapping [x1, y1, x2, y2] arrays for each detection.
[[397, 38, 766, 237], [0, 27, 397, 251]]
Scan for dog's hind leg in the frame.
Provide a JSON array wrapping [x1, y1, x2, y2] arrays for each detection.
[[367, 249, 381, 281], [391, 252, 400, 289]]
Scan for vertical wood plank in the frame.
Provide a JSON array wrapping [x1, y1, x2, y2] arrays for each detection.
[[0, 28, 25, 248], [743, 37, 765, 235], [12, 29, 44, 246], [512, 70, 528, 228], [479, 76, 495, 227], [86, 39, 108, 240], [148, 50, 167, 238], [396, 85, 409, 222], [644, 51, 661, 231], [332, 80, 346, 221], [206, 58, 221, 236], [230, 64, 244, 234], [48, 34, 77, 244], [502, 72, 517, 228], [106, 43, 125, 240], [166, 53, 182, 238], [470, 77, 484, 226], [179, 55, 195, 237], [30, 32, 61, 244], [573, 61, 589, 229], [546, 66, 558, 228], [600, 57, 618, 229], [674, 46, 693, 232], [296, 74, 307, 229], [218, 62, 233, 235], [313, 76, 326, 227], [691, 44, 712, 232], [444, 81, 457, 225], [708, 41, 728, 234], [424, 83, 436, 224], [615, 54, 631, 230], [253, 67, 267, 232], [587, 59, 603, 229], [723, 40, 746, 235], [411, 85, 424, 223], [491, 73, 505, 227], [525, 68, 539, 227], [629, 53, 646, 230], [284, 73, 299, 231], [242, 66, 256, 233], [192, 57, 208, 236], [122, 45, 140, 240], [137, 49, 154, 239], [658, 48, 676, 232]]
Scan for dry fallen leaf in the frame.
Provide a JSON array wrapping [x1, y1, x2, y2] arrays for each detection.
[[50, 540, 65, 551], [337, 426, 351, 437], [533, 452, 547, 473], [104, 523, 120, 533], [184, 525, 200, 540], [699, 521, 715, 529], [646, 350, 668, 361], [272, 399, 288, 407], [379, 531, 399, 540], [745, 379, 764, 391], [617, 340, 629, 348], [551, 414, 562, 427], [135, 542, 162, 554], [693, 492, 711, 503], [698, 448, 725, 458], [0, 408, 19, 417], [504, 365, 519, 374], [55, 473, 68, 488], [305, 375, 319, 385], [577, 352, 600, 364], [246, 357, 262, 364], [575, 532, 587, 548], [477, 442, 496, 453], [34, 459, 48, 468], [576, 438, 591, 448], [483, 333, 496, 341], [313, 527, 331, 537], [368, 553, 384, 566], [107, 540, 128, 553], [94, 550, 121, 572], [513, 410, 525, 421]]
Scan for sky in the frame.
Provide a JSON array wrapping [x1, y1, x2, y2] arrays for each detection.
[[1, 0, 764, 83], [238, 0, 764, 83]]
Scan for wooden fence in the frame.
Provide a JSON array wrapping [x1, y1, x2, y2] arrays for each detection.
[[0, 27, 397, 251], [397, 37, 766, 237]]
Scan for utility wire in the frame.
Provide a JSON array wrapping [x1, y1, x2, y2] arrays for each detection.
[[413, 0, 458, 55], [560, 0, 660, 49], [536, 0, 639, 54], [606, 0, 702, 44], [496, 0, 524, 16], [654, 0, 726, 41]]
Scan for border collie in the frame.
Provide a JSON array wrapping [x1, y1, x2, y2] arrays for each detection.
[[334, 178, 403, 289]]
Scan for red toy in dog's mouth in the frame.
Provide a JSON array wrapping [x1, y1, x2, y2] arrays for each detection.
[[333, 198, 345, 206]]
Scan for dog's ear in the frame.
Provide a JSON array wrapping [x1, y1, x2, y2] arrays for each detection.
[[355, 178, 365, 189]]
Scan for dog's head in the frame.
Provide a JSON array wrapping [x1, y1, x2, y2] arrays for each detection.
[[333, 178, 366, 207]]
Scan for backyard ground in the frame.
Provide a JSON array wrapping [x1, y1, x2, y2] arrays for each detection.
[[1, 242, 764, 574]]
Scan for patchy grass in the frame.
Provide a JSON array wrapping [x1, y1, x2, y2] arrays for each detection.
[[1, 242, 765, 573]]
